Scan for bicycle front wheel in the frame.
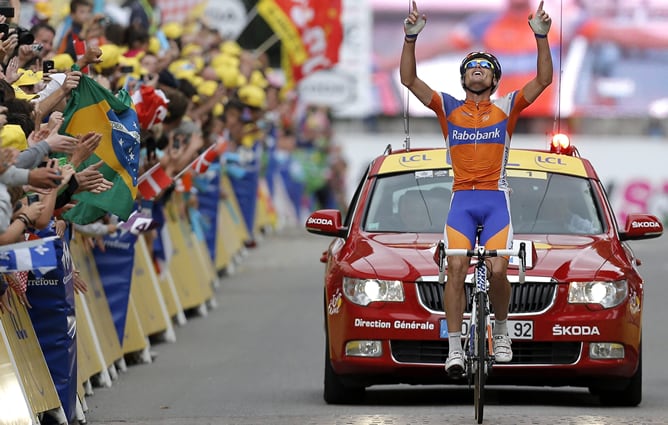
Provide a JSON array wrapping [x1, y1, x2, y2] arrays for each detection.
[[474, 291, 488, 424]]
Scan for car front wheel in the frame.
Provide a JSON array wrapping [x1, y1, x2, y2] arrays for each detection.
[[590, 344, 642, 407], [324, 332, 365, 404]]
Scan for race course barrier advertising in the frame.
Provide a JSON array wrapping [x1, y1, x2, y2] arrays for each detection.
[[0, 166, 278, 424]]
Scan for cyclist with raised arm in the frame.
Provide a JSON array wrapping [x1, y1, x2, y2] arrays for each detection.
[[400, 0, 553, 376]]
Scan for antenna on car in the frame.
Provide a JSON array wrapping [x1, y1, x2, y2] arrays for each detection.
[[402, 0, 412, 152], [552, 0, 565, 139]]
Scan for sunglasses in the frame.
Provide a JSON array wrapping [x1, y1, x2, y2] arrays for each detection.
[[464, 59, 494, 70]]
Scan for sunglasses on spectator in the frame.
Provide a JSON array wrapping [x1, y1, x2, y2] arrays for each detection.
[[464, 59, 494, 70]]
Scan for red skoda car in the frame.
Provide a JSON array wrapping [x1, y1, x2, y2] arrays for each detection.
[[306, 140, 663, 406]]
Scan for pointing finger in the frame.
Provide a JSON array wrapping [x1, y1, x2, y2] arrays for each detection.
[[537, 0, 543, 11]]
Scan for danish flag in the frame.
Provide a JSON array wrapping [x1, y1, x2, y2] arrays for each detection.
[[191, 139, 229, 174], [137, 163, 173, 200]]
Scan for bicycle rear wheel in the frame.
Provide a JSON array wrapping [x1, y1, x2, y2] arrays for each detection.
[[474, 291, 488, 424]]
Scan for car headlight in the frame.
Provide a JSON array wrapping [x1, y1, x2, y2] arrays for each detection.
[[568, 280, 628, 308], [342, 277, 404, 306]]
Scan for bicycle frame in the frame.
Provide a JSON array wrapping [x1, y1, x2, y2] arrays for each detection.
[[436, 241, 525, 424]]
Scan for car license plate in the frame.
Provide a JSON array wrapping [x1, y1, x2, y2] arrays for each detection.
[[439, 319, 533, 340]]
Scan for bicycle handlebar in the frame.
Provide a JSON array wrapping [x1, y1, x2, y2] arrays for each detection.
[[437, 241, 527, 284]]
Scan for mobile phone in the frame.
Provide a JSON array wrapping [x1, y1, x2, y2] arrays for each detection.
[[27, 193, 39, 205], [0, 23, 8, 38], [43, 60, 55, 73], [0, 7, 14, 18], [120, 65, 134, 73]]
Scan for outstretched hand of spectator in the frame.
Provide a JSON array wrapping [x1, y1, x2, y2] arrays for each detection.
[[70, 131, 102, 167], [75, 160, 113, 194], [28, 166, 62, 189], [0, 288, 12, 314], [73, 271, 88, 294], [44, 122, 79, 154]]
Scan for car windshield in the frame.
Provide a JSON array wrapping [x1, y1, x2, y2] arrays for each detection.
[[364, 169, 604, 235]]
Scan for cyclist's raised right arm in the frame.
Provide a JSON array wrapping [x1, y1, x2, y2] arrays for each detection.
[[400, 1, 433, 106]]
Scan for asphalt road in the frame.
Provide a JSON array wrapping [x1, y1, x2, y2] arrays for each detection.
[[82, 228, 668, 425]]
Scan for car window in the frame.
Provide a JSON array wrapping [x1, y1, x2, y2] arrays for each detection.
[[364, 170, 453, 233], [509, 171, 604, 234], [364, 169, 604, 235]]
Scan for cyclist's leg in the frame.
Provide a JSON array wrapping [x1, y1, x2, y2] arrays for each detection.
[[478, 190, 514, 362], [444, 191, 478, 373]]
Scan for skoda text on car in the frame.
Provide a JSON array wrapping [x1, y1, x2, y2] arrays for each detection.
[[306, 136, 663, 406]]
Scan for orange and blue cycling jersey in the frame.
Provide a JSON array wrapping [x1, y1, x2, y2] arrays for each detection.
[[427, 89, 530, 249]]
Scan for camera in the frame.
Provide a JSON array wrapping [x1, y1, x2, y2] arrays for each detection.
[[43, 60, 54, 73], [26, 193, 39, 205], [14, 27, 34, 45]]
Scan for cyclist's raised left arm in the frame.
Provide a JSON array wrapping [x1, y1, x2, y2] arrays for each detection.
[[522, 1, 553, 104]]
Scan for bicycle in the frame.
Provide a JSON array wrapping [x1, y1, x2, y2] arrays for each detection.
[[435, 230, 526, 424]]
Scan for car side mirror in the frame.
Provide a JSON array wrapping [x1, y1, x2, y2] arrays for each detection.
[[619, 213, 663, 241], [305, 209, 348, 238]]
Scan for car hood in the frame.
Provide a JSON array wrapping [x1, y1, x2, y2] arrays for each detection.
[[349, 233, 621, 281]]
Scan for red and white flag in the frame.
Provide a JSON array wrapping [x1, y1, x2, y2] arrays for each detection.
[[131, 85, 170, 130], [137, 163, 173, 200], [191, 139, 229, 174], [258, 0, 343, 89]]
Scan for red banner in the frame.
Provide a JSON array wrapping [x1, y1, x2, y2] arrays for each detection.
[[258, 0, 343, 88]]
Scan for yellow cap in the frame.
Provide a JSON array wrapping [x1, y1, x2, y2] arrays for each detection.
[[94, 44, 121, 72], [197, 80, 218, 97], [249, 69, 268, 89], [238, 84, 266, 109], [217, 66, 240, 88], [181, 43, 202, 58], [220, 40, 242, 57], [148, 36, 161, 54], [162, 22, 184, 40], [0, 124, 28, 150], [34, 1, 53, 19], [14, 70, 43, 87], [212, 102, 224, 117], [14, 86, 38, 100], [169, 59, 197, 80], [212, 53, 240, 69], [52, 53, 74, 71]]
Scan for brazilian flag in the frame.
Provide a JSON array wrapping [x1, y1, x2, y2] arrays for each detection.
[[60, 71, 140, 224]]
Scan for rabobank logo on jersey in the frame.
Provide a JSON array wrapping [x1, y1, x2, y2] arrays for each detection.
[[449, 124, 505, 147]]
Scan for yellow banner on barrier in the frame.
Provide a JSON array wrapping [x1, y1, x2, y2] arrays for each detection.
[[192, 234, 218, 291], [216, 198, 240, 271], [75, 292, 104, 386], [158, 271, 180, 319], [122, 296, 147, 355], [220, 175, 250, 244], [165, 195, 212, 310], [254, 177, 277, 235], [0, 327, 33, 425], [70, 236, 123, 370], [130, 236, 170, 337], [0, 289, 61, 418]]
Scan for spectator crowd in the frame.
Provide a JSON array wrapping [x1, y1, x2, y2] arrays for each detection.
[[0, 0, 348, 422]]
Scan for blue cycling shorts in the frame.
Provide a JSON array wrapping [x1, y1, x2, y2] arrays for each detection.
[[445, 190, 513, 250]]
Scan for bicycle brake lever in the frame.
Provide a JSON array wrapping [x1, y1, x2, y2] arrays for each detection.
[[518, 242, 526, 284]]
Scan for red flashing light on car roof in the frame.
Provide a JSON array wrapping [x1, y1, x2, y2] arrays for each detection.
[[550, 133, 575, 155]]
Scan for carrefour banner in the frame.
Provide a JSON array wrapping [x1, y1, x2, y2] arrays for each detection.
[[26, 224, 77, 422], [92, 225, 138, 343], [195, 165, 221, 261]]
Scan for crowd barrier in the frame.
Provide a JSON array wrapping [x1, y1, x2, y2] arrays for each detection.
[[0, 173, 278, 425]]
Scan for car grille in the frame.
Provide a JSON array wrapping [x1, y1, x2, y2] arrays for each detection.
[[391, 340, 581, 365], [417, 280, 556, 314]]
